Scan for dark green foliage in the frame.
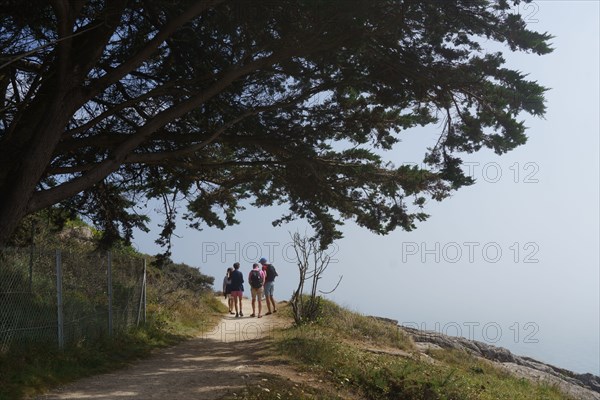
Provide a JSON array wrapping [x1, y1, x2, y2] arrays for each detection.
[[7, 208, 79, 248], [150, 259, 215, 293], [0, 0, 552, 247]]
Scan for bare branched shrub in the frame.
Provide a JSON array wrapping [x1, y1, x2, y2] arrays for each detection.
[[290, 232, 342, 325]]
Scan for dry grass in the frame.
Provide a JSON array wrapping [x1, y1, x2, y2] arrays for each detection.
[[275, 298, 575, 400]]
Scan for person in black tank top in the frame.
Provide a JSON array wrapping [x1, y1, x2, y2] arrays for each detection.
[[229, 262, 244, 317]]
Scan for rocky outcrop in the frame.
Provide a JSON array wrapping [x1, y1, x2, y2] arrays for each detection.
[[57, 226, 94, 242], [402, 326, 600, 400]]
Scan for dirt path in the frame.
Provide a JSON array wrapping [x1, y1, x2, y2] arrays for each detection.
[[35, 299, 303, 400]]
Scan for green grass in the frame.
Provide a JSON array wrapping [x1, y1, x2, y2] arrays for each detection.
[[0, 292, 225, 400], [0, 327, 174, 400], [147, 290, 227, 336], [276, 299, 575, 400], [316, 300, 414, 350]]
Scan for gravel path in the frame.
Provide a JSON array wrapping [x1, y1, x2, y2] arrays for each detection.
[[35, 300, 291, 400]]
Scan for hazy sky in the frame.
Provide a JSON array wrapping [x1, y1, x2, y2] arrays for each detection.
[[132, 1, 600, 374]]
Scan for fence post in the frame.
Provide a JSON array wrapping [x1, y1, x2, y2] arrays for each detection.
[[137, 259, 147, 326], [107, 251, 113, 336], [56, 250, 64, 350], [29, 221, 35, 292], [143, 259, 147, 324]]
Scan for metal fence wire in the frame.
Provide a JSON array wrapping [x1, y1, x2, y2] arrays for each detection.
[[0, 248, 146, 352]]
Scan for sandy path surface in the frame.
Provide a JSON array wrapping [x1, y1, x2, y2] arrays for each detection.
[[35, 299, 294, 400]]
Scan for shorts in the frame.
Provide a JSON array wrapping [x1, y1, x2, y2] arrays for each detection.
[[225, 284, 232, 295], [231, 291, 243, 298], [263, 281, 275, 297], [251, 287, 264, 300]]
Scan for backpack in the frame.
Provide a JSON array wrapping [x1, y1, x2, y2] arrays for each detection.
[[266, 264, 278, 281], [249, 269, 263, 289]]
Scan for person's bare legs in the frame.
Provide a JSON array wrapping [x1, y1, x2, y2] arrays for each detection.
[[233, 295, 239, 316], [251, 294, 257, 316], [257, 291, 263, 317], [268, 295, 276, 312], [238, 296, 243, 316], [264, 282, 276, 314], [265, 296, 272, 314]]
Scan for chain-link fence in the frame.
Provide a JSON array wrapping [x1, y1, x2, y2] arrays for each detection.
[[0, 248, 146, 352]]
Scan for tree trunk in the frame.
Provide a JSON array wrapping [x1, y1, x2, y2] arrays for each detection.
[[0, 1, 127, 247], [0, 87, 77, 246]]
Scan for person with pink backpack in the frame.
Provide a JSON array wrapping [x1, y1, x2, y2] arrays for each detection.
[[248, 263, 266, 318]]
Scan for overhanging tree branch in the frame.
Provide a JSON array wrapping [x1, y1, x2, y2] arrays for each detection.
[[29, 49, 294, 212], [85, 0, 226, 101]]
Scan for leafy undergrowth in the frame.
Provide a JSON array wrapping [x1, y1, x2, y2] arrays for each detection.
[[274, 299, 574, 400], [0, 292, 225, 400]]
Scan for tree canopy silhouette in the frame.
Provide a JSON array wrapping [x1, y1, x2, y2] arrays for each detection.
[[0, 0, 552, 248]]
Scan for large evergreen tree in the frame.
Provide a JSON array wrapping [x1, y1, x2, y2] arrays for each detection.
[[0, 0, 551, 248]]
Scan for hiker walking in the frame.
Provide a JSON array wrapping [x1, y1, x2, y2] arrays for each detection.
[[229, 262, 244, 317], [222, 267, 234, 314], [259, 257, 278, 315]]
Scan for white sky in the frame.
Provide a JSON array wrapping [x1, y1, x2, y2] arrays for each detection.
[[132, 1, 600, 375]]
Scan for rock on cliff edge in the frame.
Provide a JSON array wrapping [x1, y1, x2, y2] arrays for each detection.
[[401, 326, 600, 400]]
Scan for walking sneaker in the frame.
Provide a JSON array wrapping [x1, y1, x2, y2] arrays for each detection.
[[240, 312, 244, 317], [235, 313, 239, 318]]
